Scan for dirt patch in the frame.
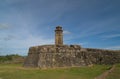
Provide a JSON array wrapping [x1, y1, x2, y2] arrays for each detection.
[[94, 65, 115, 79]]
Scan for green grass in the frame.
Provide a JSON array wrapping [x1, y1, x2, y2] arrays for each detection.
[[106, 64, 120, 79], [0, 64, 111, 79]]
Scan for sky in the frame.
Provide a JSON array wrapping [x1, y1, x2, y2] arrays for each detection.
[[0, 0, 120, 55]]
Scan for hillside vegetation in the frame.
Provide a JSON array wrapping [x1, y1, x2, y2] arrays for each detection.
[[0, 54, 25, 64]]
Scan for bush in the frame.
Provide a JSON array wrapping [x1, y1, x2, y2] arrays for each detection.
[[0, 54, 23, 63]]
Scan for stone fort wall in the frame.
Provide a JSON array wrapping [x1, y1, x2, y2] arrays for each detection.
[[24, 45, 120, 68], [24, 45, 92, 68], [86, 48, 120, 64]]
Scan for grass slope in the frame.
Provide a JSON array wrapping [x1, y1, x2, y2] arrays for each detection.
[[0, 64, 111, 79]]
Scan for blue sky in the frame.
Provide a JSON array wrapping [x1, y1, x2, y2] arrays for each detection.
[[0, 0, 120, 55]]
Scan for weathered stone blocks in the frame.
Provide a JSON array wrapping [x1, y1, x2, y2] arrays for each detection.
[[24, 45, 120, 68], [24, 45, 92, 68]]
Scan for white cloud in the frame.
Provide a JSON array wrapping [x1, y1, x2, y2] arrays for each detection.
[[7, 34, 54, 48], [22, 35, 54, 47], [2, 35, 16, 41], [0, 24, 9, 29], [101, 34, 120, 39], [70, 42, 88, 48], [63, 30, 71, 34], [79, 42, 88, 46], [76, 16, 120, 39], [0, 32, 54, 55], [105, 46, 120, 50]]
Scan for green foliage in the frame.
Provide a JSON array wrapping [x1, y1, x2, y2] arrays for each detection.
[[0, 64, 112, 79], [0, 54, 23, 63], [0, 55, 12, 62]]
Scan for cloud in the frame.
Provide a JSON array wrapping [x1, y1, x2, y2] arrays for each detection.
[[79, 42, 88, 46], [4, 0, 27, 4], [101, 34, 120, 39], [0, 47, 2, 50], [0, 34, 54, 55], [0, 24, 9, 29], [70, 42, 88, 46], [63, 30, 71, 34], [4, 35, 16, 41], [79, 18, 118, 37], [21, 35, 54, 47], [0, 34, 17, 41], [105, 46, 120, 50]]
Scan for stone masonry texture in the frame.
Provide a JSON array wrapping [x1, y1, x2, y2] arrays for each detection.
[[23, 45, 120, 68]]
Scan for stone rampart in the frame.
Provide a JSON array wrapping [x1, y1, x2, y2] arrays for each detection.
[[24, 45, 92, 68], [24, 45, 120, 68], [86, 48, 120, 64]]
